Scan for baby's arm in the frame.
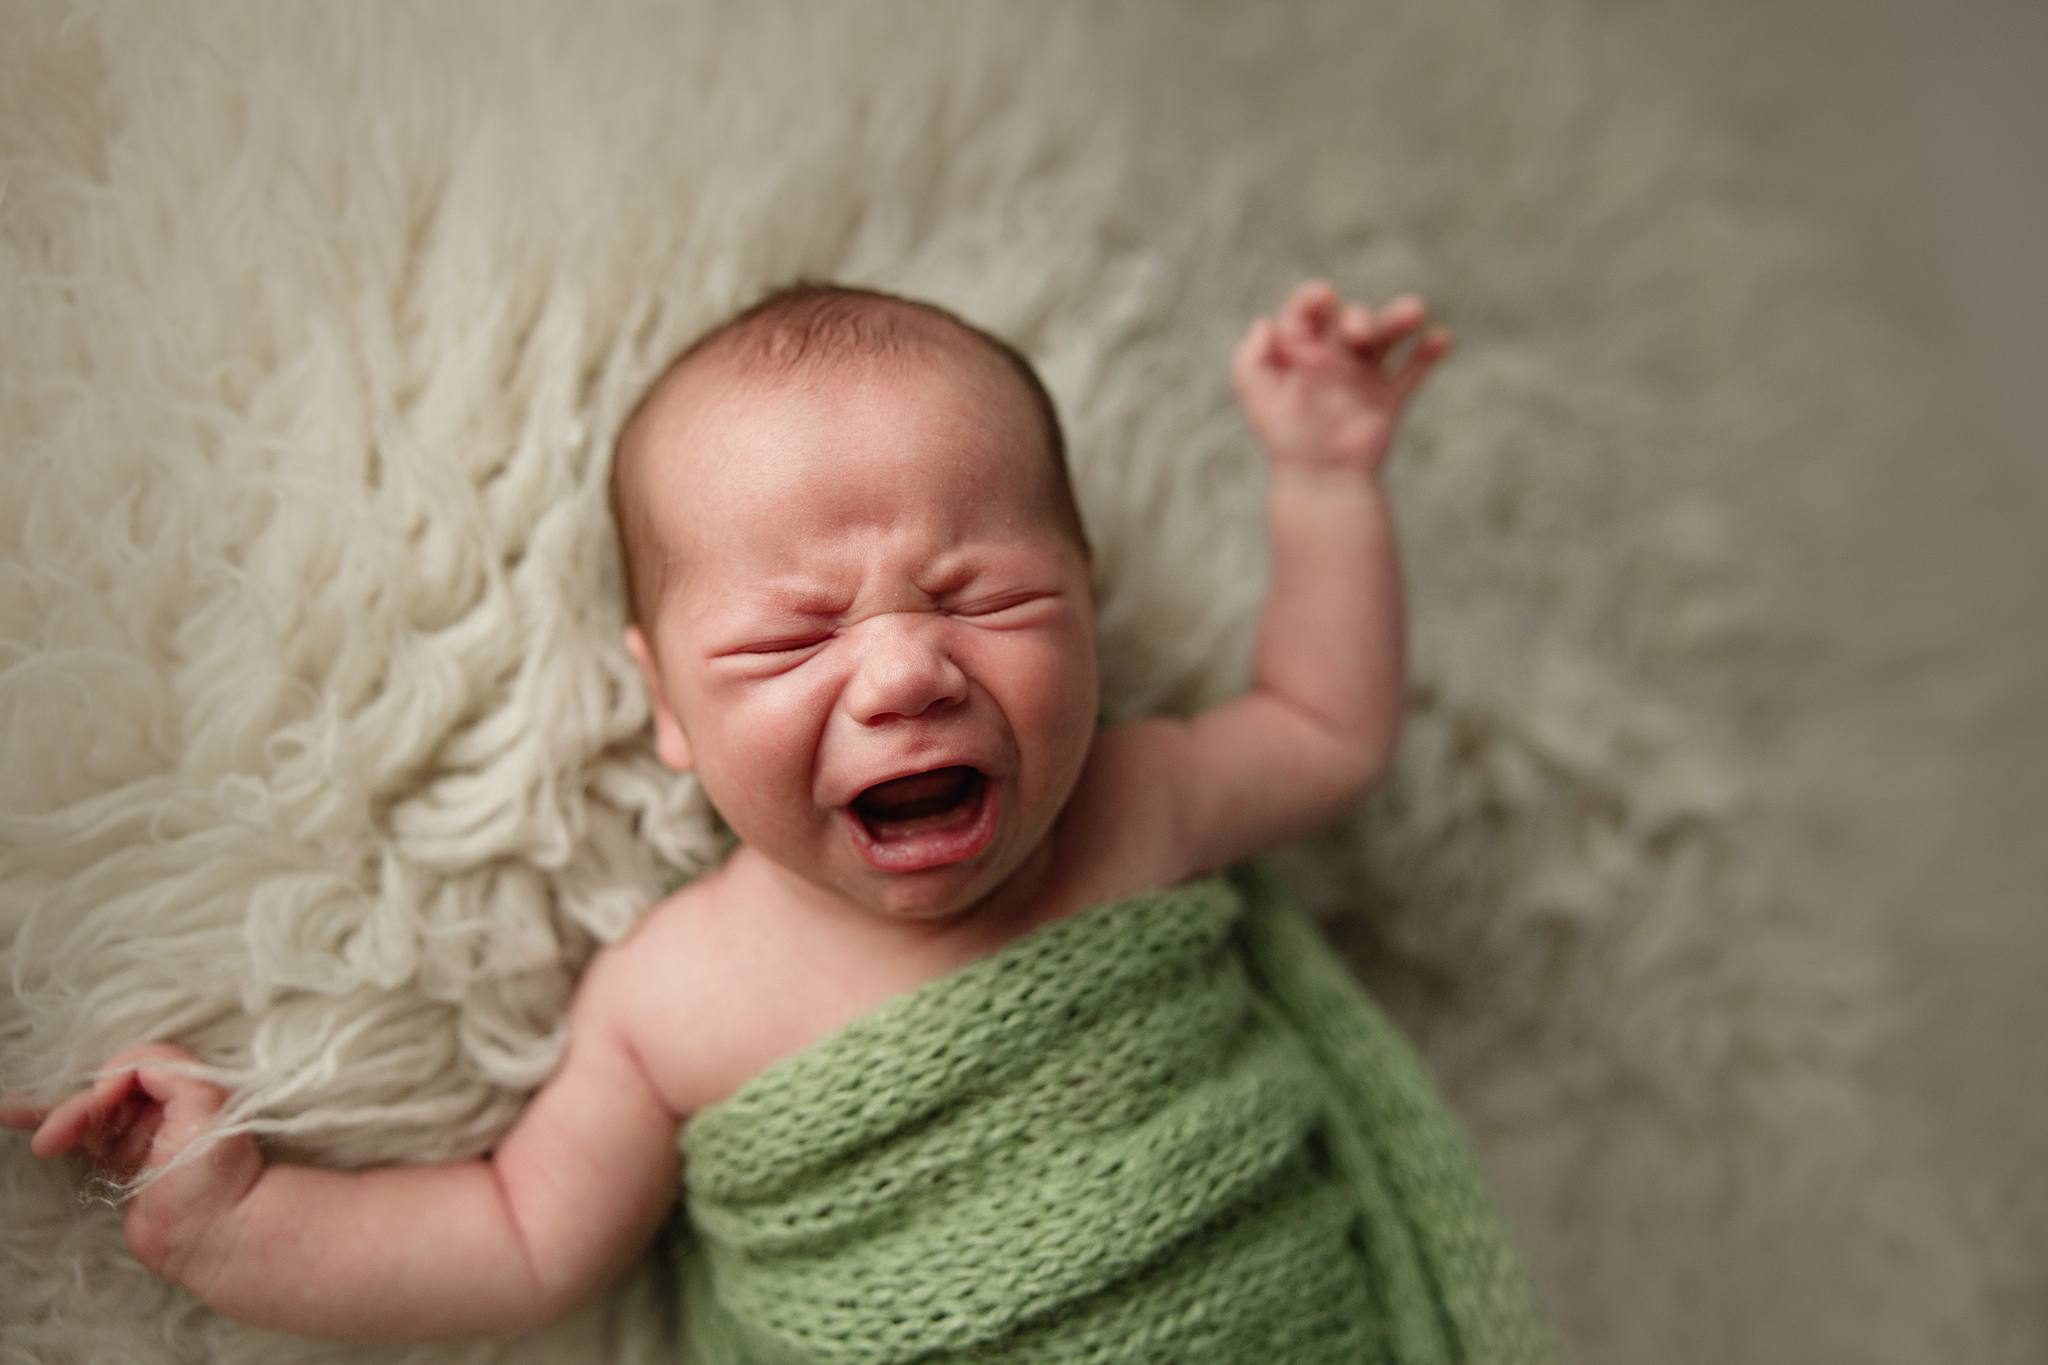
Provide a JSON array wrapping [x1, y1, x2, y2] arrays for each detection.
[[1, 942, 680, 1343], [1107, 281, 1451, 875]]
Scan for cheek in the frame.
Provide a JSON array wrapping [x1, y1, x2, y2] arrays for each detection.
[[684, 670, 841, 799], [975, 630, 1098, 756]]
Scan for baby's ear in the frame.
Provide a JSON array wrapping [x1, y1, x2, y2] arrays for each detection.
[[624, 626, 694, 773]]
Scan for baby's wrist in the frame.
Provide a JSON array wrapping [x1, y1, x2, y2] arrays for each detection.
[[142, 1144, 265, 1294], [1266, 459, 1391, 501]]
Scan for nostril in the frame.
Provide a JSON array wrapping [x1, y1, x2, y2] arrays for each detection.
[[847, 637, 968, 725]]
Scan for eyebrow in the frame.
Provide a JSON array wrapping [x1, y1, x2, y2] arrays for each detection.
[[700, 581, 852, 626]]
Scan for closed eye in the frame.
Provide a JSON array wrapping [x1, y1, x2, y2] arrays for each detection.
[[954, 591, 1054, 620], [738, 635, 831, 655]]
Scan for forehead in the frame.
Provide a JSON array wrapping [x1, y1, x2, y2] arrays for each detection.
[[633, 350, 1060, 578]]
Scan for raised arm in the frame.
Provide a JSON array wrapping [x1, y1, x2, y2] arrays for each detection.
[[1113, 280, 1451, 877], [2, 942, 682, 1343]]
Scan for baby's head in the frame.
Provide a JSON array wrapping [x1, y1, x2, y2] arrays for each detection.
[[611, 283, 1099, 919], [611, 283, 1088, 633]]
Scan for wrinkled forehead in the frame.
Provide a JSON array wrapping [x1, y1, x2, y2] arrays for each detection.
[[627, 345, 1053, 539]]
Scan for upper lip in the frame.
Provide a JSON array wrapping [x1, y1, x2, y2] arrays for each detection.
[[832, 758, 987, 809]]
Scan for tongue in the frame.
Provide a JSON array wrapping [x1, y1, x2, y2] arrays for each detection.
[[856, 767, 975, 821]]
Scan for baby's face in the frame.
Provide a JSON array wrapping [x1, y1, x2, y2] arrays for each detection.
[[625, 352, 1097, 920]]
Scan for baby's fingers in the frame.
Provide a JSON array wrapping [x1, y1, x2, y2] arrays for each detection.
[[1278, 280, 1339, 349], [22, 1044, 203, 1164], [99, 1091, 165, 1178], [1341, 295, 1429, 355], [0, 1097, 50, 1131], [1391, 327, 1456, 403], [1380, 296, 1431, 348], [1232, 317, 1283, 384], [1337, 304, 1374, 349], [26, 1077, 134, 1159]]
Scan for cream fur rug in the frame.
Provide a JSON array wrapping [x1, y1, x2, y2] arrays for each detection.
[[4, 2, 2044, 1362]]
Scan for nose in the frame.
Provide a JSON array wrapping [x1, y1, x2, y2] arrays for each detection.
[[844, 615, 968, 726]]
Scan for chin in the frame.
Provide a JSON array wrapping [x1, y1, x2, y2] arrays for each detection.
[[852, 849, 1028, 922], [865, 873, 992, 922]]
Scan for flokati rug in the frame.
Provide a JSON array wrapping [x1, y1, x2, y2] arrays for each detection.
[[4, 2, 2044, 1363]]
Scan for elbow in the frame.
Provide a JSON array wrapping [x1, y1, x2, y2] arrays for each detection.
[[1330, 740, 1394, 809], [489, 1165, 644, 1337], [491, 1167, 581, 1335], [1312, 719, 1398, 812], [1285, 687, 1400, 802], [506, 1249, 641, 1337], [1265, 701, 1399, 825], [497, 1269, 568, 1337]]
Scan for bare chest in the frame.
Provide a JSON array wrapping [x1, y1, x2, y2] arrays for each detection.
[[643, 883, 1065, 1118], [643, 776, 1188, 1118]]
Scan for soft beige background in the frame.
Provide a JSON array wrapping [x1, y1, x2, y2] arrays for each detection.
[[1850, 3, 2048, 1353], [3, 2, 2043, 1362], [1885, 0, 2048, 502]]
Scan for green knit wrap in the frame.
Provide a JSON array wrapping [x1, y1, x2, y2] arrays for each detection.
[[676, 872, 1558, 1363]]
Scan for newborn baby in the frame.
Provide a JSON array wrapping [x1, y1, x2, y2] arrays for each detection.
[[5, 281, 1473, 1350]]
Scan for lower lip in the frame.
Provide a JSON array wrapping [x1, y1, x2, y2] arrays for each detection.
[[845, 778, 1000, 874]]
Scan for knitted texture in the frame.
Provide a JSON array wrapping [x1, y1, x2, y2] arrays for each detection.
[[677, 874, 1558, 1362]]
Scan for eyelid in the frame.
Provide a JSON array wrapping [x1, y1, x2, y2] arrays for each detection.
[[742, 635, 830, 654], [711, 633, 831, 660], [955, 590, 1054, 617]]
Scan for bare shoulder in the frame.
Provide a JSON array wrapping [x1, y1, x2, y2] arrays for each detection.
[[1051, 719, 1202, 901], [573, 867, 759, 1120], [577, 875, 712, 1008]]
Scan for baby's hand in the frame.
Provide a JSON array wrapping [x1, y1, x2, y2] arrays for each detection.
[[1, 1044, 261, 1280], [1232, 280, 1452, 477]]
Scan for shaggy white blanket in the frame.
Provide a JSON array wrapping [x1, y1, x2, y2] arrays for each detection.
[[4, 2, 2044, 1362]]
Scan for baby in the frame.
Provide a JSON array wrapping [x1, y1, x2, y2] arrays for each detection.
[[4, 280, 1453, 1344]]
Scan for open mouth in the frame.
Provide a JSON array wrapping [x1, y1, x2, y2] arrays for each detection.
[[846, 765, 997, 873]]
